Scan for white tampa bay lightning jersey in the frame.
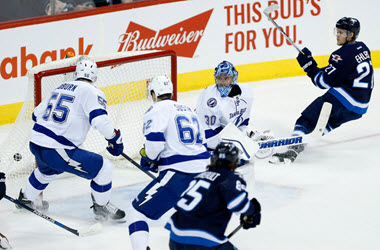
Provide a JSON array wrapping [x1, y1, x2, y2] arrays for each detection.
[[30, 80, 115, 149], [143, 99, 210, 173], [196, 83, 254, 149]]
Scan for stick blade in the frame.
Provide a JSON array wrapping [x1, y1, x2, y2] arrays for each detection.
[[263, 4, 279, 15], [78, 223, 103, 237], [312, 102, 332, 138]]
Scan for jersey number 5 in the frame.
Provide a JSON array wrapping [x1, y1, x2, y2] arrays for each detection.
[[177, 179, 211, 211], [43, 93, 75, 123]]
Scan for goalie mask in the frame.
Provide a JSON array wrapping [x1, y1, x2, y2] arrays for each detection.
[[210, 142, 240, 170], [147, 75, 173, 101], [214, 61, 239, 97], [75, 60, 98, 82]]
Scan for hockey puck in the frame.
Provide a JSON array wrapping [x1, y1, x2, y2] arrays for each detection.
[[13, 153, 22, 161]]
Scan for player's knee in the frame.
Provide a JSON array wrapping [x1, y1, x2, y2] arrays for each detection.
[[92, 157, 113, 185], [33, 168, 57, 184]]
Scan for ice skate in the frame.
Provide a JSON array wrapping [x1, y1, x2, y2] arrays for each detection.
[[16, 189, 49, 212], [90, 194, 126, 222], [269, 144, 305, 164]]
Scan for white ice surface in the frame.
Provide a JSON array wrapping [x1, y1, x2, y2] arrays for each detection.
[[0, 70, 379, 250]]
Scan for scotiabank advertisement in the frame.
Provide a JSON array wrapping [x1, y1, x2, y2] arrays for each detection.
[[0, 0, 378, 119]]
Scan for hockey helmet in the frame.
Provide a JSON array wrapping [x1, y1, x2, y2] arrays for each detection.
[[336, 17, 360, 40], [214, 61, 238, 84], [75, 59, 98, 82], [211, 142, 240, 168], [147, 75, 173, 100]]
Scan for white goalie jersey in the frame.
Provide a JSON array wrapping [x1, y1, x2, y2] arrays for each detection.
[[30, 80, 115, 149], [196, 83, 254, 149], [143, 99, 209, 173]]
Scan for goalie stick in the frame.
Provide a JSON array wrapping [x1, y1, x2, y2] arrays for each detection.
[[220, 102, 332, 156], [263, 4, 304, 54], [4, 195, 102, 237]]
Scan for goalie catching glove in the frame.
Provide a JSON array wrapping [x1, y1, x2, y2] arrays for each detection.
[[106, 129, 124, 156], [139, 147, 159, 173], [248, 130, 275, 159], [240, 198, 261, 229]]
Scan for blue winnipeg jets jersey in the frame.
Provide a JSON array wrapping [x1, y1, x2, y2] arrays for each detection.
[[309, 41, 374, 115], [165, 168, 254, 247], [142, 99, 209, 173], [196, 83, 254, 149]]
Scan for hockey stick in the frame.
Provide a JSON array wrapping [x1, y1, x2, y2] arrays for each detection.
[[263, 4, 304, 54], [221, 102, 332, 152], [4, 195, 102, 237], [227, 224, 243, 239], [120, 152, 156, 180], [257, 102, 332, 150]]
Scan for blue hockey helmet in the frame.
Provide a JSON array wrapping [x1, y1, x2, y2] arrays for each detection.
[[214, 61, 238, 85], [214, 61, 238, 97], [211, 142, 240, 169], [336, 17, 360, 40]]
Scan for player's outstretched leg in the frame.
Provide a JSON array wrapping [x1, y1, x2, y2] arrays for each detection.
[[269, 144, 305, 164], [90, 194, 126, 222]]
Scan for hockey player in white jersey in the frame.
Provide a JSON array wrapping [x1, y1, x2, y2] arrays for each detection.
[[196, 61, 274, 160], [127, 75, 210, 250], [17, 59, 125, 222]]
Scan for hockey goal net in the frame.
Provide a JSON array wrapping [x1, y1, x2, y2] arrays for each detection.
[[0, 50, 177, 180]]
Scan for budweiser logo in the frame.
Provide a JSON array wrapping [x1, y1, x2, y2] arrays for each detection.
[[117, 9, 213, 58]]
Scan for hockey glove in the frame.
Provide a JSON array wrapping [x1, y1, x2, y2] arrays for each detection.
[[0, 172, 5, 200], [139, 148, 158, 173], [106, 129, 124, 156], [296, 47, 317, 73], [240, 198, 261, 229]]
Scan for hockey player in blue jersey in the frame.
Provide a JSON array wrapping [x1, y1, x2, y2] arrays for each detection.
[[0, 172, 5, 201], [196, 61, 274, 160], [17, 59, 126, 222], [127, 75, 210, 250], [165, 141, 261, 249], [270, 17, 374, 164]]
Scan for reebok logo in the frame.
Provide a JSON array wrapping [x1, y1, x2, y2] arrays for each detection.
[[117, 9, 213, 58]]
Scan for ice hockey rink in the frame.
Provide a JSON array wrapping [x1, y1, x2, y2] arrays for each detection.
[[0, 69, 379, 250]]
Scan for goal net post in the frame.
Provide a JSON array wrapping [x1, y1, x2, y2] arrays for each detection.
[[0, 50, 177, 180]]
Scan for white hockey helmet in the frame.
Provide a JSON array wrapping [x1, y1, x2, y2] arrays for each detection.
[[75, 59, 98, 82], [147, 75, 173, 100]]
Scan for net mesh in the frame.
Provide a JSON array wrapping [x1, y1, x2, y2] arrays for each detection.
[[0, 50, 176, 179]]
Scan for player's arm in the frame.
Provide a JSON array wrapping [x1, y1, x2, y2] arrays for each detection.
[[84, 90, 124, 156], [221, 176, 261, 229], [32, 95, 51, 122], [0, 172, 5, 200], [142, 106, 167, 160], [297, 48, 345, 90]]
